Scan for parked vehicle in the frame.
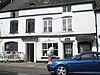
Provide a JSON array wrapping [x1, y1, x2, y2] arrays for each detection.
[[47, 52, 100, 75]]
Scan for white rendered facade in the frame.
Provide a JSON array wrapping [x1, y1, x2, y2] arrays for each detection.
[[0, 3, 97, 62]]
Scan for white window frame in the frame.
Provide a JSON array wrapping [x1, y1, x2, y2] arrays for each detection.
[[62, 17, 72, 31], [43, 19, 52, 32], [42, 43, 58, 57]]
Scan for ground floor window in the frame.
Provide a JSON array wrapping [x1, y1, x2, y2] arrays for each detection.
[[5, 42, 18, 52], [42, 43, 58, 56], [78, 42, 91, 53]]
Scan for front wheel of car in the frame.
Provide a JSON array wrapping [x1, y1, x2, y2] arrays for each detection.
[[55, 65, 68, 75]]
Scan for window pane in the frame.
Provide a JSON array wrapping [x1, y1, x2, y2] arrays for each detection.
[[97, 54, 100, 59], [26, 19, 35, 33], [48, 43, 52, 49], [42, 50, 47, 56], [48, 20, 52, 32], [53, 43, 58, 49], [81, 54, 93, 60], [10, 20, 18, 33], [68, 18, 72, 31], [48, 20, 52, 27], [54, 50, 58, 56], [67, 5, 71, 12], [44, 21, 47, 32], [63, 5, 71, 12], [11, 11, 19, 18], [63, 19, 66, 31], [44, 19, 52, 32], [63, 6, 66, 12], [42, 43, 47, 49], [5, 42, 18, 52], [14, 21, 18, 33], [49, 27, 52, 32]]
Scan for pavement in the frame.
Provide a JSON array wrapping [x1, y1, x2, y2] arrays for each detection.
[[0, 62, 47, 69]]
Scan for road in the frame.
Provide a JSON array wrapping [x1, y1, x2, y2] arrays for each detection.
[[0, 65, 51, 75], [0, 65, 97, 75], [0, 70, 31, 75]]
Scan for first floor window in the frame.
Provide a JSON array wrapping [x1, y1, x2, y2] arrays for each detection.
[[42, 43, 58, 56], [43, 18, 52, 32], [10, 20, 18, 34], [5, 42, 18, 52], [26, 19, 35, 33], [62, 16, 72, 31]]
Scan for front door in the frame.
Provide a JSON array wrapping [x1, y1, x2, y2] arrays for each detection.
[[26, 43, 34, 62], [64, 43, 73, 59]]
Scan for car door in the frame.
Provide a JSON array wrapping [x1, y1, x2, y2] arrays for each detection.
[[68, 53, 96, 72], [92, 53, 100, 72]]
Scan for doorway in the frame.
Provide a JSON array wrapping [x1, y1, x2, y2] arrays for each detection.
[[26, 43, 34, 62], [63, 43, 73, 59]]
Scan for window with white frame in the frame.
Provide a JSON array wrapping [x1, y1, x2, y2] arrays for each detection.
[[5, 42, 18, 52], [63, 5, 71, 12], [43, 18, 52, 32], [62, 16, 72, 31], [42, 43, 58, 56]]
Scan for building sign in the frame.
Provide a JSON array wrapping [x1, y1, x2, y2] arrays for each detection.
[[22, 37, 38, 41]]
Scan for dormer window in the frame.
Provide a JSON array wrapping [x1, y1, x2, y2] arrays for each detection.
[[10, 11, 19, 18], [63, 5, 71, 12]]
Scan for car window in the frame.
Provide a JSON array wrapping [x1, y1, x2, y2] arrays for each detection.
[[97, 54, 100, 59], [81, 54, 96, 60]]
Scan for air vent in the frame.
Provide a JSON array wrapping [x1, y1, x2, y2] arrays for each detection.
[[11, 0, 14, 2], [29, 1, 35, 6], [43, 0, 50, 4]]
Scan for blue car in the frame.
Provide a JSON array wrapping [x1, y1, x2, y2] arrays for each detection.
[[47, 52, 100, 75]]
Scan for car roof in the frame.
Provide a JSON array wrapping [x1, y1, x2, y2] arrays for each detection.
[[80, 52, 100, 55]]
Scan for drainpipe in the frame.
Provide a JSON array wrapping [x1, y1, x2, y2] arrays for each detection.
[[94, 11, 98, 52]]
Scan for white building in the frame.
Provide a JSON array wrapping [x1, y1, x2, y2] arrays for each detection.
[[0, 0, 98, 62], [95, 0, 100, 52]]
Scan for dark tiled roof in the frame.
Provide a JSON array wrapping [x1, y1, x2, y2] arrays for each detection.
[[95, 0, 100, 11], [0, 0, 11, 10], [0, 0, 94, 12]]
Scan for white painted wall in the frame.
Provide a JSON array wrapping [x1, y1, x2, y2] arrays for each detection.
[[19, 7, 62, 16], [0, 4, 95, 37], [1, 39, 25, 53], [73, 11, 95, 34], [97, 13, 100, 52], [0, 12, 10, 18], [72, 3, 93, 11], [97, 13, 100, 35]]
